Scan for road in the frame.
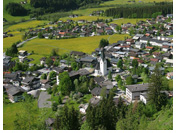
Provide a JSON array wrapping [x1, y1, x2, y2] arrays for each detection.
[[17, 36, 37, 48]]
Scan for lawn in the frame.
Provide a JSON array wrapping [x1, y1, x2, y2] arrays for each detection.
[[60, 16, 112, 22], [5, 20, 49, 32], [19, 34, 129, 63], [110, 18, 147, 25]]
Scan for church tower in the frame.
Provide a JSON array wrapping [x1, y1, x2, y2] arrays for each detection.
[[100, 48, 107, 76]]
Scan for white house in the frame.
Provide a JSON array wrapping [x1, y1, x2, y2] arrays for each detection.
[[140, 93, 148, 104], [126, 83, 149, 102], [100, 49, 107, 76]]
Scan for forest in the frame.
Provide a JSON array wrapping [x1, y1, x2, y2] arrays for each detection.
[[105, 2, 173, 18]]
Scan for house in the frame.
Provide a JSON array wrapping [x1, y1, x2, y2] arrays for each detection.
[[135, 42, 145, 49], [94, 76, 105, 84], [162, 45, 170, 52], [140, 93, 148, 104], [149, 67, 165, 75], [70, 51, 85, 58], [18, 50, 28, 62], [21, 76, 40, 91], [79, 103, 89, 114], [126, 83, 149, 102], [27, 90, 40, 98], [166, 72, 173, 80], [45, 118, 55, 130], [78, 56, 97, 67], [97, 29, 104, 35], [40, 57, 47, 65], [91, 87, 109, 98], [126, 39, 134, 45], [133, 34, 144, 41], [162, 52, 172, 60], [5, 85, 25, 103], [110, 23, 117, 33], [89, 97, 101, 106]]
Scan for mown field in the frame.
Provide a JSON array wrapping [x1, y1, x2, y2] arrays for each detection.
[[5, 20, 49, 32], [110, 18, 147, 25], [3, 31, 23, 51], [100, 0, 173, 6], [60, 16, 112, 22], [19, 34, 130, 63]]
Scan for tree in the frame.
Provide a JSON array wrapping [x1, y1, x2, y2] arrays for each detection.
[[115, 75, 121, 82], [126, 76, 133, 85], [71, 62, 78, 71], [100, 87, 107, 98], [132, 59, 138, 68], [99, 38, 109, 48], [6, 44, 18, 57], [52, 102, 58, 111], [55, 105, 80, 130], [141, 72, 149, 83], [49, 71, 57, 80], [51, 48, 59, 56], [117, 59, 123, 69], [38, 32, 43, 38], [86, 92, 117, 130], [118, 79, 123, 88], [45, 58, 53, 67], [41, 73, 47, 80], [58, 72, 73, 95], [108, 71, 112, 80], [148, 67, 167, 110]]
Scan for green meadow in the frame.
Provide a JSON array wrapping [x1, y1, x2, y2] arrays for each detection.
[[19, 34, 130, 63]]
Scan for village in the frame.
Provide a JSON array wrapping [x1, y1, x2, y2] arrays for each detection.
[[3, 14, 173, 129]]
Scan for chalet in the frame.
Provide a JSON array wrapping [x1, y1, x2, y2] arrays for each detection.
[[133, 34, 144, 41], [70, 51, 85, 57], [135, 42, 145, 49], [105, 27, 113, 35], [21, 76, 40, 91], [145, 46, 153, 50], [91, 87, 109, 98], [78, 56, 97, 67], [96, 22, 107, 28], [126, 83, 149, 102], [94, 76, 105, 84], [97, 29, 104, 35], [153, 52, 161, 58], [126, 39, 134, 45], [162, 45, 170, 52], [89, 97, 101, 106], [40, 57, 47, 65], [165, 59, 173, 67], [5, 85, 25, 103], [162, 52, 172, 60], [18, 50, 28, 62]]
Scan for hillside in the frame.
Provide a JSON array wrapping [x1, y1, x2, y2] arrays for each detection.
[[146, 106, 173, 130]]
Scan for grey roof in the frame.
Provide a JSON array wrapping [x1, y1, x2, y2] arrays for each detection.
[[4, 73, 18, 80], [91, 87, 102, 96], [45, 118, 55, 126], [94, 76, 105, 84], [22, 76, 35, 83], [6, 85, 25, 96], [69, 69, 90, 77], [89, 97, 101, 106], [38, 91, 52, 108], [80, 56, 96, 63], [126, 83, 149, 92]]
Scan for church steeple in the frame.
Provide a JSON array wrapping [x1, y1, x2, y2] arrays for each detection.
[[100, 48, 107, 76]]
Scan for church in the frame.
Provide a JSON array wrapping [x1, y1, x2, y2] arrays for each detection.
[[95, 48, 112, 76]]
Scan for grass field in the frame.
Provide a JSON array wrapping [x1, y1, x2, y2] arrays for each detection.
[[110, 18, 147, 25], [3, 31, 24, 51], [3, 99, 38, 130], [3, 0, 31, 22], [5, 20, 49, 32], [100, 0, 173, 6], [19, 34, 129, 63], [60, 16, 112, 22]]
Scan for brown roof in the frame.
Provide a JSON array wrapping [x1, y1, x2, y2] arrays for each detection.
[[150, 58, 159, 62], [146, 46, 153, 49]]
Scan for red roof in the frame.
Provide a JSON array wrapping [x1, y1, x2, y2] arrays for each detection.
[[150, 58, 159, 62], [153, 52, 160, 56], [126, 39, 133, 42], [146, 46, 153, 49], [162, 45, 169, 48]]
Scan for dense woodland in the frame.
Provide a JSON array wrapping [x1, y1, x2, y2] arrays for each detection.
[[105, 2, 173, 18]]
